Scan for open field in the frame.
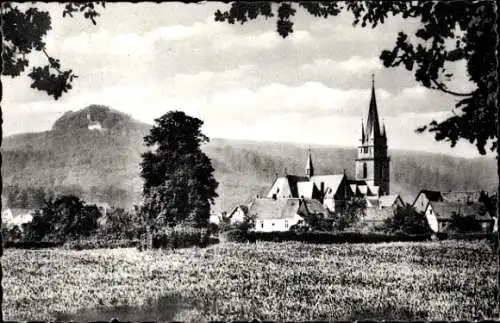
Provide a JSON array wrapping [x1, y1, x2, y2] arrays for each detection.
[[2, 240, 498, 321]]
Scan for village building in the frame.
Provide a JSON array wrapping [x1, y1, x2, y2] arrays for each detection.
[[249, 198, 329, 232], [412, 189, 496, 232], [226, 205, 249, 224], [424, 200, 495, 233], [1, 208, 34, 230], [258, 75, 397, 227]]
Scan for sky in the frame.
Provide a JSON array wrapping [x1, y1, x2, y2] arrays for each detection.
[[3, 2, 489, 158]]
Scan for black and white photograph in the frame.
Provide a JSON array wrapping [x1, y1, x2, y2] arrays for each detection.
[[1, 1, 498, 321]]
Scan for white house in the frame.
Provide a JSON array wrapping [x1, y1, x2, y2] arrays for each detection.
[[412, 190, 444, 213], [227, 205, 248, 224], [249, 197, 330, 232], [2, 208, 34, 229], [249, 198, 303, 232]]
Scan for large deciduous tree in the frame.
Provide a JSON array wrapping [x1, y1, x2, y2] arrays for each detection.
[[215, 1, 498, 155], [140, 111, 218, 228]]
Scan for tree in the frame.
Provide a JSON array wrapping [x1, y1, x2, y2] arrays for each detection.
[[333, 196, 367, 231], [383, 203, 431, 234], [2, 2, 105, 99], [140, 111, 219, 228], [215, 1, 498, 155], [23, 195, 100, 241]]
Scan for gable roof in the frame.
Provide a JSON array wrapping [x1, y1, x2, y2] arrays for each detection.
[[421, 190, 444, 201], [301, 198, 330, 216], [379, 195, 402, 208], [297, 182, 317, 199], [441, 191, 482, 203], [427, 201, 493, 221], [249, 198, 303, 220], [367, 185, 379, 196], [228, 204, 249, 217], [311, 174, 345, 196]]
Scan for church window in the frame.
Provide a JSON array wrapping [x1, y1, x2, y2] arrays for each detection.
[[363, 163, 367, 178], [260, 221, 264, 228], [285, 220, 289, 228], [363, 147, 368, 153]]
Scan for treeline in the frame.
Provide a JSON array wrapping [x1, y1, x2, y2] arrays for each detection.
[[3, 184, 132, 210], [2, 193, 212, 250]]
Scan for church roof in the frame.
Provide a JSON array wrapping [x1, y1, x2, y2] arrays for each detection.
[[358, 185, 368, 195], [310, 174, 345, 197], [297, 181, 317, 199]]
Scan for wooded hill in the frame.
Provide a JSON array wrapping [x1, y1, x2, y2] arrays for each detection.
[[2, 105, 497, 212]]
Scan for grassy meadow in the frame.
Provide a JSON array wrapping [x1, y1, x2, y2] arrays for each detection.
[[2, 240, 497, 321]]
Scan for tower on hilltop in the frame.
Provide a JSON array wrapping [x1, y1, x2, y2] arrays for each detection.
[[355, 74, 390, 195]]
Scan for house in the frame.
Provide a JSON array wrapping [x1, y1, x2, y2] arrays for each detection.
[[412, 190, 444, 213], [249, 198, 330, 232], [424, 200, 494, 233], [413, 189, 492, 214], [2, 208, 34, 229], [227, 205, 249, 224], [250, 198, 303, 232]]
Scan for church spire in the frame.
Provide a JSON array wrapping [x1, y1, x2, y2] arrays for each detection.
[[381, 119, 387, 138], [305, 148, 314, 178], [365, 73, 381, 139], [361, 118, 365, 143]]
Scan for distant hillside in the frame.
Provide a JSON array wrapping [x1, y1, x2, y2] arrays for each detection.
[[2, 105, 497, 212]]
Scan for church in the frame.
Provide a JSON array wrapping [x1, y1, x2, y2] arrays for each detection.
[[264, 76, 398, 216]]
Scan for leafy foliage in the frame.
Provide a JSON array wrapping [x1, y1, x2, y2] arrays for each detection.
[[215, 1, 498, 155], [333, 196, 367, 231], [96, 207, 147, 240], [1, 2, 105, 99], [383, 204, 431, 234], [22, 195, 100, 242], [140, 111, 218, 228], [448, 212, 482, 233]]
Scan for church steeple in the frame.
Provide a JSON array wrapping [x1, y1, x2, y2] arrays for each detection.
[[305, 149, 314, 178], [361, 118, 365, 143], [365, 73, 381, 139], [355, 73, 390, 196]]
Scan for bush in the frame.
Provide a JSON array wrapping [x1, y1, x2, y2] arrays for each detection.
[[220, 229, 256, 243], [150, 226, 211, 249], [62, 238, 140, 250], [3, 240, 63, 249], [228, 230, 433, 244], [96, 207, 147, 240], [382, 204, 431, 235]]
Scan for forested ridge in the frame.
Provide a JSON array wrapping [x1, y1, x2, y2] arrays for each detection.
[[2, 106, 497, 212]]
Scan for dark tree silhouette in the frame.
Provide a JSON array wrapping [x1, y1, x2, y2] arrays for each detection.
[[140, 111, 219, 228], [383, 203, 431, 234], [215, 1, 498, 155], [1, 2, 105, 99]]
